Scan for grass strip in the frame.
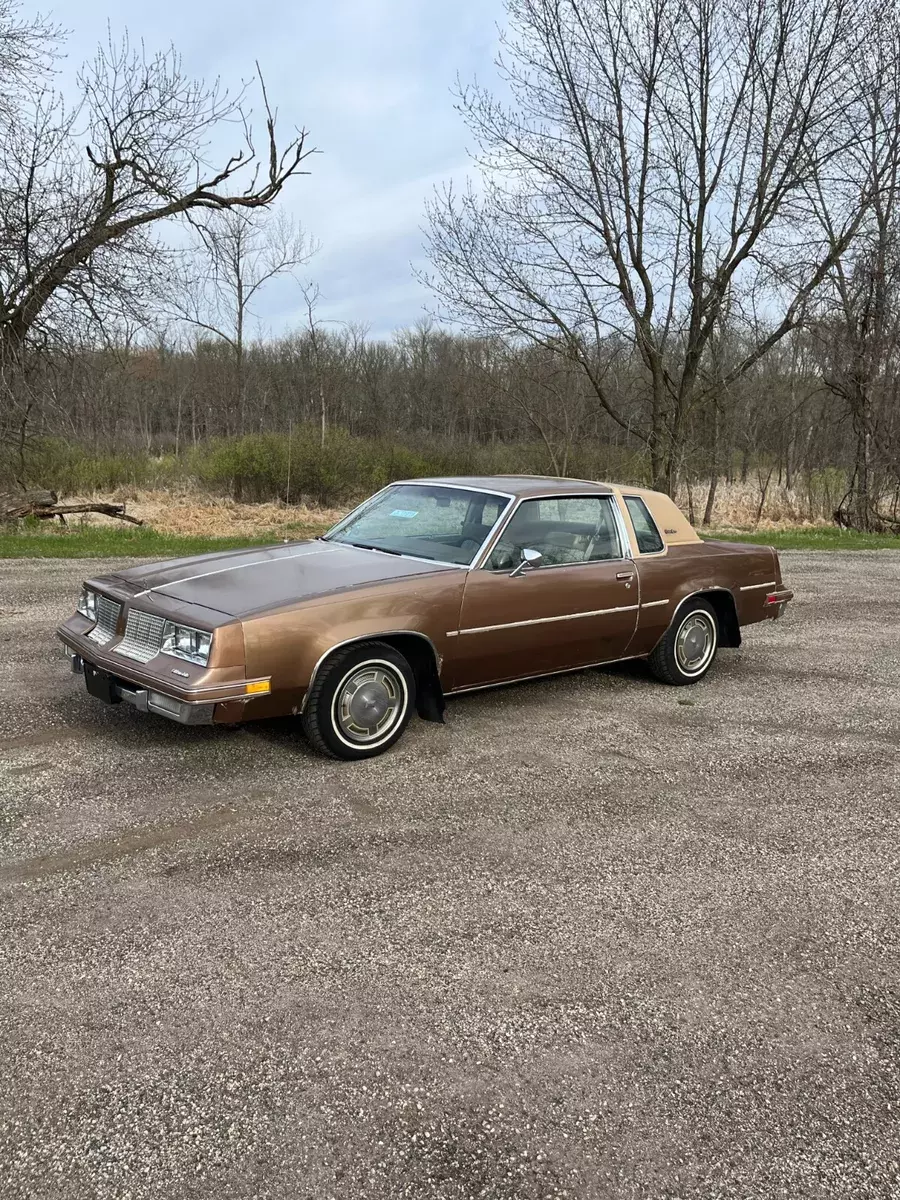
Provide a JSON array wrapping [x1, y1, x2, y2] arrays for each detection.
[[1, 522, 897, 558]]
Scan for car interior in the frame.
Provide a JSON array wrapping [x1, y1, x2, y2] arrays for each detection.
[[487, 500, 621, 570]]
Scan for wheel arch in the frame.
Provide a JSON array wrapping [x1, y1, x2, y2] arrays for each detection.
[[301, 631, 446, 723], [668, 588, 741, 648]]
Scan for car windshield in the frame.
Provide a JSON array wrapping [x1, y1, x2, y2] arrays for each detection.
[[324, 484, 510, 566]]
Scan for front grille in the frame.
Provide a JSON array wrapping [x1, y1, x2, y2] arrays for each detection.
[[114, 609, 167, 663], [86, 595, 122, 646]]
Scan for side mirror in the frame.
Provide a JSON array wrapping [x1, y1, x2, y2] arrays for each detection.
[[510, 547, 543, 577]]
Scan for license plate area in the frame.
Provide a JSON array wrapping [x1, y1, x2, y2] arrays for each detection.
[[84, 663, 119, 705]]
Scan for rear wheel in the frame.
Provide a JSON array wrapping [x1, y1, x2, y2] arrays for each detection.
[[648, 599, 719, 686], [302, 641, 415, 760]]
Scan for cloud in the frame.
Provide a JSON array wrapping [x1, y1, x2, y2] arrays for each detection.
[[42, 0, 504, 334]]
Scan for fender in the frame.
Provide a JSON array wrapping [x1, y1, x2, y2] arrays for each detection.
[[300, 630, 445, 722], [664, 587, 741, 649]]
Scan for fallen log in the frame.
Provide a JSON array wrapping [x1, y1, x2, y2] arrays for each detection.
[[1, 493, 143, 526]]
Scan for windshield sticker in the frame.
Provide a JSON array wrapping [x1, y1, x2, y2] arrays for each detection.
[[390, 509, 418, 518]]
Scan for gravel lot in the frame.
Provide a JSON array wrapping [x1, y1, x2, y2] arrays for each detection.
[[1, 552, 899, 1199]]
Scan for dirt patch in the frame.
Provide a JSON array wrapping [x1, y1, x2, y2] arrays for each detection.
[[0, 804, 248, 883]]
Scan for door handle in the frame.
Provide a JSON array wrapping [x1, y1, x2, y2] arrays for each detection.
[[616, 571, 634, 581]]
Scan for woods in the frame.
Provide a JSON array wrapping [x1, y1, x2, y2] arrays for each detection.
[[424, 0, 900, 527], [2, 0, 900, 530]]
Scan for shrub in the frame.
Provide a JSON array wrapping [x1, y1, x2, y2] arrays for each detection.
[[0, 428, 654, 507]]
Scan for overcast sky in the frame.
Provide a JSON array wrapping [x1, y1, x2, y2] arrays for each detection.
[[47, 0, 505, 338]]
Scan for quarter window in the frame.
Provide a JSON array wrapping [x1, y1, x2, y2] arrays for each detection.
[[624, 496, 665, 553], [487, 496, 622, 570]]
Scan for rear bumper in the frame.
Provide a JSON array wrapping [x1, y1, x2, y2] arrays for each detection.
[[766, 588, 794, 618]]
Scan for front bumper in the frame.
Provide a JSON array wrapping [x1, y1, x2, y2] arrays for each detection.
[[58, 615, 270, 704], [66, 649, 216, 724]]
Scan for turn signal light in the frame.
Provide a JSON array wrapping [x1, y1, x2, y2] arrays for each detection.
[[244, 680, 270, 695]]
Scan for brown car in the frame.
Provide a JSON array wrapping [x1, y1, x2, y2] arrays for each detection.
[[57, 476, 793, 759]]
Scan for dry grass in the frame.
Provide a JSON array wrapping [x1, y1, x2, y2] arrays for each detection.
[[677, 480, 835, 530], [66, 490, 346, 537], [51, 479, 836, 538]]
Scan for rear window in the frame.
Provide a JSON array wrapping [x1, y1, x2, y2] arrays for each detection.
[[624, 496, 664, 554]]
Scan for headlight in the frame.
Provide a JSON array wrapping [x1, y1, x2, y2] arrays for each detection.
[[161, 621, 212, 666], [77, 587, 97, 620]]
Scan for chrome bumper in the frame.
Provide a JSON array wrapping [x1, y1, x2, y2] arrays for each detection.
[[766, 588, 794, 619], [66, 649, 215, 725]]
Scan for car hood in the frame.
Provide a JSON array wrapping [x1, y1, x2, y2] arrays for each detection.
[[102, 540, 456, 618]]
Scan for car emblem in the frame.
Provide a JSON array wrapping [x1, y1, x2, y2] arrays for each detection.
[[171, 669, 189, 678]]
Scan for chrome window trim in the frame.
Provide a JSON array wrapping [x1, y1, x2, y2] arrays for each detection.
[[300, 630, 441, 714], [473, 491, 634, 571], [622, 495, 666, 556], [447, 602, 640, 638], [610, 496, 636, 558], [321, 481, 515, 571], [396, 480, 517, 500]]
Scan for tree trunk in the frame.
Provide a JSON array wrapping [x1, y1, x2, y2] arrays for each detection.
[[852, 406, 873, 531], [648, 433, 666, 493], [702, 403, 719, 525], [702, 476, 718, 526], [1, 492, 143, 525], [235, 296, 245, 438]]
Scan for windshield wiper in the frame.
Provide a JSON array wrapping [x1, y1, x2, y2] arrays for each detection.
[[345, 541, 403, 556]]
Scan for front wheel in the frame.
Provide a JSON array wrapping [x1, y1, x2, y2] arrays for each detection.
[[648, 600, 719, 686], [301, 641, 415, 760]]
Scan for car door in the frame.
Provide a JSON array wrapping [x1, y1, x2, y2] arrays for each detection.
[[445, 494, 639, 690]]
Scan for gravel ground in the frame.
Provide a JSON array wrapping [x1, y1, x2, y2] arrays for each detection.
[[0, 552, 898, 1200]]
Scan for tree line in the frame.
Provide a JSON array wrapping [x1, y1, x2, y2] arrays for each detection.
[[2, 0, 900, 530], [2, 322, 869, 520]]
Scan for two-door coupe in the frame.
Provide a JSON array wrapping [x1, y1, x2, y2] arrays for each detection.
[[58, 476, 793, 759]]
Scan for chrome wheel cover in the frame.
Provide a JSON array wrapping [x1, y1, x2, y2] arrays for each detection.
[[675, 612, 716, 676], [333, 662, 406, 745]]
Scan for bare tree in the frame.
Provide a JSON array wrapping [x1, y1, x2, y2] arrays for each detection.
[[477, 338, 611, 474], [424, 0, 886, 493], [302, 283, 329, 447], [0, 19, 313, 366], [0, 0, 59, 123], [171, 209, 314, 433], [809, 13, 900, 531]]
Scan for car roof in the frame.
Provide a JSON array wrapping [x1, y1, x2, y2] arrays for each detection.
[[385, 476, 701, 548], [399, 475, 617, 498]]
